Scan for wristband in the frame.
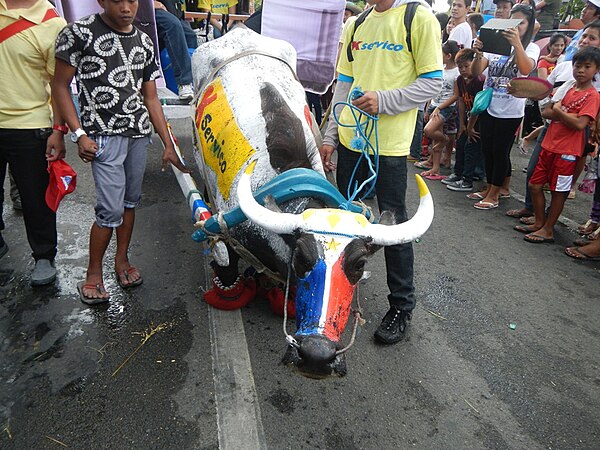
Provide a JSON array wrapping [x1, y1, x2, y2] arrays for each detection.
[[52, 124, 69, 134]]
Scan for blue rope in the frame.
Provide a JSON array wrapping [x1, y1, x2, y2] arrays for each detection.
[[332, 86, 380, 208]]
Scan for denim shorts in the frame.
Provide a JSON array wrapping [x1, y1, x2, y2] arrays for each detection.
[[427, 104, 457, 135], [90, 135, 150, 228]]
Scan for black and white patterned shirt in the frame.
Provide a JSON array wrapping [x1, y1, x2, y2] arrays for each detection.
[[55, 14, 161, 137]]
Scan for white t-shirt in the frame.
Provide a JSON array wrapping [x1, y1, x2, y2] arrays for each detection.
[[448, 21, 472, 49], [548, 60, 600, 91], [483, 42, 541, 118], [431, 67, 459, 106]]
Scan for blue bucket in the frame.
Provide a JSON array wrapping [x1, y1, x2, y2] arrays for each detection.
[[160, 47, 196, 94]]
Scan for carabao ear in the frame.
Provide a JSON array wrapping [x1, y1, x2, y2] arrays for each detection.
[[260, 82, 312, 171], [292, 233, 321, 278]]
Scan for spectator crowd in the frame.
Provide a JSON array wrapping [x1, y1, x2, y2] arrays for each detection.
[[2, 0, 600, 309]]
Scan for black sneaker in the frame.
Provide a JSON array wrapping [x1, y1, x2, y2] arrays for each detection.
[[441, 173, 461, 185], [374, 306, 412, 345], [446, 179, 473, 192]]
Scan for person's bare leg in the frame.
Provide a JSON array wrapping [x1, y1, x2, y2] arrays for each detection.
[[533, 191, 567, 240], [529, 183, 547, 230], [84, 224, 112, 299], [566, 236, 600, 258], [441, 136, 454, 167], [421, 140, 444, 176], [569, 156, 587, 198], [479, 184, 501, 205], [115, 208, 141, 286], [501, 176, 511, 197]]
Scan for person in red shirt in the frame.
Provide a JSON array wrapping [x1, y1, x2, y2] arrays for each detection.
[[520, 47, 600, 243], [538, 33, 568, 79]]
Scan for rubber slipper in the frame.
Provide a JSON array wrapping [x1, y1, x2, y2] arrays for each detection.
[[424, 174, 445, 181], [506, 209, 533, 218], [564, 246, 600, 261], [520, 216, 536, 225], [474, 201, 498, 210], [77, 280, 109, 305], [115, 267, 143, 289], [499, 193, 511, 199], [467, 192, 486, 200], [514, 224, 540, 233], [414, 161, 432, 170], [524, 233, 554, 244]]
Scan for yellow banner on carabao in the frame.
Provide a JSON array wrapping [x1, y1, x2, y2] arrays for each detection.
[[195, 78, 256, 200]]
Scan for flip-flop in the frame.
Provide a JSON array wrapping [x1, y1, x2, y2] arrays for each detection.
[[414, 161, 432, 170], [474, 201, 498, 210], [77, 280, 109, 305], [115, 267, 143, 289], [514, 224, 540, 233], [467, 192, 486, 200], [524, 233, 554, 244], [564, 246, 600, 261], [520, 216, 536, 225], [499, 193, 511, 199], [506, 209, 533, 218], [424, 174, 445, 181]]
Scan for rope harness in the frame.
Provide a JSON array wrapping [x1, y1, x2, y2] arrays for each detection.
[[281, 249, 365, 355]]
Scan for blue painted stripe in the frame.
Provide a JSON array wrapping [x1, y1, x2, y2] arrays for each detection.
[[419, 70, 442, 79], [338, 73, 354, 83], [295, 259, 326, 335]]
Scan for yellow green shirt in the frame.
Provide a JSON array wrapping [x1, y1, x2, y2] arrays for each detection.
[[0, 0, 66, 129], [337, 5, 442, 156], [197, 0, 238, 14]]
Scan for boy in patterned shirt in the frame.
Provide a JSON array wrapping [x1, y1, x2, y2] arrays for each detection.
[[52, 0, 190, 304], [521, 47, 600, 244]]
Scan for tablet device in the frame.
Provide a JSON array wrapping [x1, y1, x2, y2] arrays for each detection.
[[479, 18, 523, 56]]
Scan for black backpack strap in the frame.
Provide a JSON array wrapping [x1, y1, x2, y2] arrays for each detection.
[[404, 2, 419, 53], [346, 8, 373, 63], [346, 3, 420, 63]]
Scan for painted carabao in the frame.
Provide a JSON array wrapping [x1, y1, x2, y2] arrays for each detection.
[[191, 28, 434, 377]]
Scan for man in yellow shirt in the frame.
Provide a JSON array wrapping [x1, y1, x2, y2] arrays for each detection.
[[0, 0, 67, 285], [197, 0, 237, 37], [320, 0, 442, 344]]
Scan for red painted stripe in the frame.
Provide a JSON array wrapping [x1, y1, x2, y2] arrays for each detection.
[[323, 258, 354, 342]]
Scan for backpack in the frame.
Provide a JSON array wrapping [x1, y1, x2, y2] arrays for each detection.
[[346, 2, 419, 63]]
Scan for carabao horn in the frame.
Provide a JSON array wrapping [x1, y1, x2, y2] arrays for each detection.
[[363, 175, 434, 246], [237, 160, 303, 234]]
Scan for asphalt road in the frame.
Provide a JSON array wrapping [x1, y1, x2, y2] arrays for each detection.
[[1, 123, 599, 450]]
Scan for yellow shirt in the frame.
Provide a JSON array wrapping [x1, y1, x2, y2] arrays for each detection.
[[0, 0, 66, 129], [197, 0, 237, 14], [337, 5, 442, 156]]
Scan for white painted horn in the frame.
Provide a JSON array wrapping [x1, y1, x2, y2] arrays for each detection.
[[237, 160, 303, 234], [364, 175, 434, 246]]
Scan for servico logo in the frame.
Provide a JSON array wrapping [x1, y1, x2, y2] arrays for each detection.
[[351, 40, 404, 52]]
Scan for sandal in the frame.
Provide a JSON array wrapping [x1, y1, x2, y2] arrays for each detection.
[[520, 216, 536, 225], [467, 192, 486, 200], [474, 201, 498, 210], [77, 281, 109, 305], [115, 266, 143, 289], [506, 209, 533, 218], [414, 161, 432, 170], [578, 219, 599, 236]]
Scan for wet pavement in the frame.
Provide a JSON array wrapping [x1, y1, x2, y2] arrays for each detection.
[[1, 123, 599, 449]]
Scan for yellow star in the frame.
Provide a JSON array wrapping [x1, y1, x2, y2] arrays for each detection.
[[326, 238, 340, 251]]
